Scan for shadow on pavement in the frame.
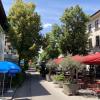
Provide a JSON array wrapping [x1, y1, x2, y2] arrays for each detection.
[[12, 71, 51, 99]]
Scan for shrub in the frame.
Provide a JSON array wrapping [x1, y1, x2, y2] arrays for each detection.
[[46, 59, 58, 71], [60, 56, 83, 83], [60, 56, 81, 71], [46, 59, 58, 75], [53, 74, 65, 81]]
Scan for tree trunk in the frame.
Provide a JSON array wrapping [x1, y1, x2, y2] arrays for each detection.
[[70, 69, 74, 81], [76, 71, 78, 82], [46, 70, 52, 82]]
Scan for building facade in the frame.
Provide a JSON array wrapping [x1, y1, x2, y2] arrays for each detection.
[[0, 27, 5, 60], [0, 0, 8, 60], [0, 0, 18, 62], [87, 10, 100, 53]]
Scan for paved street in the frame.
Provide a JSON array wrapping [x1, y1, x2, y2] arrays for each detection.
[[11, 70, 98, 100]]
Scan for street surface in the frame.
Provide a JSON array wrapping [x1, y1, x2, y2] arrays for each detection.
[[6, 69, 98, 100]]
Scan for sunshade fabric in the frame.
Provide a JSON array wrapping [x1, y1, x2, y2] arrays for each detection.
[[72, 55, 83, 63], [82, 52, 100, 64], [53, 52, 100, 65], [83, 56, 100, 65], [0, 61, 21, 73], [0, 61, 10, 73], [53, 57, 64, 64]]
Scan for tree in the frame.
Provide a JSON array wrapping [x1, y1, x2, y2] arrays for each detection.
[[60, 56, 82, 82], [46, 59, 58, 81], [8, 0, 42, 65], [60, 5, 89, 55], [42, 24, 62, 59]]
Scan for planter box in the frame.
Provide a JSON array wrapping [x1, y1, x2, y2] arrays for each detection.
[[63, 83, 79, 95], [58, 81, 63, 88]]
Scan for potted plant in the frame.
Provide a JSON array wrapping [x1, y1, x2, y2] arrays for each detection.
[[46, 59, 57, 82], [57, 74, 65, 88], [52, 75, 59, 84], [53, 74, 65, 88], [60, 56, 82, 95]]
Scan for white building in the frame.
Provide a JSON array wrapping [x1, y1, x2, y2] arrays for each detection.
[[87, 10, 100, 52]]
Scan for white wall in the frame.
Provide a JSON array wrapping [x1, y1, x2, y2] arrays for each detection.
[[88, 13, 100, 52]]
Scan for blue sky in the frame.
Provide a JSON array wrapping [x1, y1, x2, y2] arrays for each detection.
[[2, 0, 100, 34]]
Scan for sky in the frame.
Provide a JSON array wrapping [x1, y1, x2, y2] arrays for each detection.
[[2, 0, 100, 34]]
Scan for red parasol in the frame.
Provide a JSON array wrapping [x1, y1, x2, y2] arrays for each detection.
[[82, 52, 100, 64], [72, 55, 83, 63], [53, 57, 64, 64]]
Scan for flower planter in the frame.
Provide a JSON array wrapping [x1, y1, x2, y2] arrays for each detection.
[[53, 80, 58, 84], [63, 83, 79, 95]]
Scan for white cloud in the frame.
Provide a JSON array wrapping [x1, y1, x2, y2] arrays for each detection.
[[43, 23, 52, 28]]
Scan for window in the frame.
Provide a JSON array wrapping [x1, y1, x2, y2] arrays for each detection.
[[96, 36, 100, 46], [89, 38, 92, 48], [88, 24, 92, 33], [95, 20, 99, 30]]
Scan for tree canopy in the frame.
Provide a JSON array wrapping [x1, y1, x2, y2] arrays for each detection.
[[41, 24, 62, 60], [41, 5, 89, 60], [60, 5, 89, 55], [8, 0, 42, 64]]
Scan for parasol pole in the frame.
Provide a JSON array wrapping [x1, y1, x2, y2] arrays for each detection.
[[7, 74, 14, 93], [9, 75, 12, 90], [2, 73, 5, 97]]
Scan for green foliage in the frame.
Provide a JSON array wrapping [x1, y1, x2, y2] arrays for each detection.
[[41, 5, 89, 57], [60, 56, 82, 71], [53, 74, 65, 81], [60, 5, 89, 55], [64, 78, 77, 84], [38, 50, 49, 62], [8, 0, 42, 62], [0, 25, 4, 33], [42, 24, 62, 59], [60, 56, 83, 83], [46, 59, 58, 70]]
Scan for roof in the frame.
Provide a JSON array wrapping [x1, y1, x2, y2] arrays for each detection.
[[0, 0, 8, 31], [90, 10, 100, 17]]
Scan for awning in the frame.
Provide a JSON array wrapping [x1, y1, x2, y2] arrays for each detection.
[[83, 57, 100, 65], [82, 52, 100, 65], [54, 52, 100, 65]]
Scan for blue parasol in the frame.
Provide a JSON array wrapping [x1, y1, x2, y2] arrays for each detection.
[[0, 61, 21, 97], [0, 61, 21, 73], [0, 61, 11, 73]]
